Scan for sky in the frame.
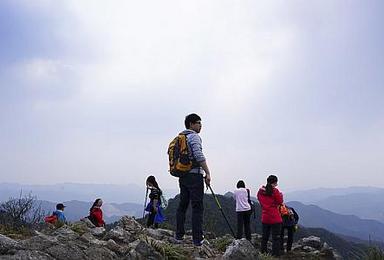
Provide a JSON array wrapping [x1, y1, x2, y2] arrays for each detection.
[[0, 0, 383, 194]]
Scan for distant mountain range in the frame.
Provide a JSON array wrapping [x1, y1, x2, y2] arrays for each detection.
[[287, 201, 384, 242], [0, 182, 178, 204], [314, 192, 384, 223], [285, 186, 384, 223], [39, 200, 142, 224]]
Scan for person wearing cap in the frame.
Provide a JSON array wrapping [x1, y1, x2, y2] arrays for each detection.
[[53, 203, 67, 224]]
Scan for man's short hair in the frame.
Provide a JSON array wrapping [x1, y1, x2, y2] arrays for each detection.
[[185, 113, 201, 129]]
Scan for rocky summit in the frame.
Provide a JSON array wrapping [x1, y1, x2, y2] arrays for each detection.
[[0, 216, 341, 259]]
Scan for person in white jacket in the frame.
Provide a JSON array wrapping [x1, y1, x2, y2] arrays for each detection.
[[234, 180, 252, 240]]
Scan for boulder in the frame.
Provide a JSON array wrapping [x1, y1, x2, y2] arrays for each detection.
[[53, 226, 80, 242], [80, 218, 96, 228], [104, 226, 135, 244], [19, 233, 58, 251], [320, 242, 335, 258], [84, 245, 118, 260], [300, 236, 323, 250], [79, 233, 107, 246], [0, 249, 52, 259], [90, 227, 106, 237], [145, 228, 173, 240], [106, 239, 130, 256], [223, 238, 259, 260], [0, 234, 19, 254], [45, 242, 87, 260], [118, 216, 143, 235], [134, 240, 163, 260]]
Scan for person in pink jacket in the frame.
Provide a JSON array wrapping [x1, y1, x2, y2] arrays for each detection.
[[257, 175, 283, 257]]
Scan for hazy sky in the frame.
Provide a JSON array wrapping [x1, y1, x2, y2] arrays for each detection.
[[0, 0, 383, 194]]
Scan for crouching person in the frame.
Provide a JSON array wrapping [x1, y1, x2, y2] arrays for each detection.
[[280, 203, 299, 252], [45, 203, 67, 226], [88, 198, 105, 227]]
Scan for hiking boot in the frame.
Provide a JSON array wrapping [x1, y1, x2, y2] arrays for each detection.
[[193, 237, 208, 247]]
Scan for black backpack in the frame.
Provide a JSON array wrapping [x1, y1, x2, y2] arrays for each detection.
[[246, 188, 256, 219]]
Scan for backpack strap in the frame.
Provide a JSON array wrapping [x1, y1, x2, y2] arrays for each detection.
[[183, 132, 200, 170], [246, 189, 252, 208]]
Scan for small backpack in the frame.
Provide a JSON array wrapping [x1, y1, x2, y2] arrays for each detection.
[[246, 189, 256, 219], [167, 134, 193, 177], [44, 215, 58, 224], [279, 204, 291, 217]]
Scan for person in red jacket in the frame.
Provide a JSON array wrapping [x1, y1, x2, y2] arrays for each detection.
[[257, 175, 283, 257], [89, 198, 105, 227]]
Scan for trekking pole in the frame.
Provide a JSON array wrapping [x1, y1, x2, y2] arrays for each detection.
[[142, 187, 149, 219], [206, 184, 236, 237]]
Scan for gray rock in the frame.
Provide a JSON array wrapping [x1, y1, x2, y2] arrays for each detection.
[[0, 234, 19, 254], [0, 250, 53, 259], [320, 242, 335, 258], [84, 245, 118, 260], [80, 218, 95, 228], [53, 226, 80, 242], [105, 239, 130, 256], [291, 244, 303, 251], [145, 228, 171, 240], [197, 244, 216, 258], [90, 227, 106, 237], [79, 233, 107, 246], [45, 243, 87, 260], [300, 236, 323, 250], [302, 245, 316, 252], [19, 233, 58, 251], [223, 238, 259, 260], [118, 216, 143, 234], [104, 226, 135, 244], [134, 240, 163, 260]]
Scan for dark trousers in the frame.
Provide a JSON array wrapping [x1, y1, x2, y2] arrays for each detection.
[[280, 225, 294, 251], [261, 223, 282, 256], [176, 173, 204, 243], [236, 210, 252, 240], [146, 207, 158, 228]]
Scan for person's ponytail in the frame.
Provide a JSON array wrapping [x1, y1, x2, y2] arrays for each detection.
[[265, 175, 278, 196]]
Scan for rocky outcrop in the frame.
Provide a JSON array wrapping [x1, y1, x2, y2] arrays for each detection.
[[223, 238, 259, 259], [0, 216, 341, 259]]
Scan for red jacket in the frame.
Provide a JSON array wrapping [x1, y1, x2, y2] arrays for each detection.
[[90, 207, 105, 227], [257, 186, 283, 224]]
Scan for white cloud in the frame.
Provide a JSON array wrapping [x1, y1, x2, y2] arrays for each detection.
[[1, 0, 383, 191]]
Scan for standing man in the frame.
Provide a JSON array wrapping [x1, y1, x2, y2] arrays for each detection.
[[175, 113, 211, 246]]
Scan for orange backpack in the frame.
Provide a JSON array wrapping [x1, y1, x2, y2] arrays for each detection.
[[279, 204, 290, 216], [167, 134, 193, 177]]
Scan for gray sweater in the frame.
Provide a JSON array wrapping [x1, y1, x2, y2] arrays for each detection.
[[181, 129, 205, 174]]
